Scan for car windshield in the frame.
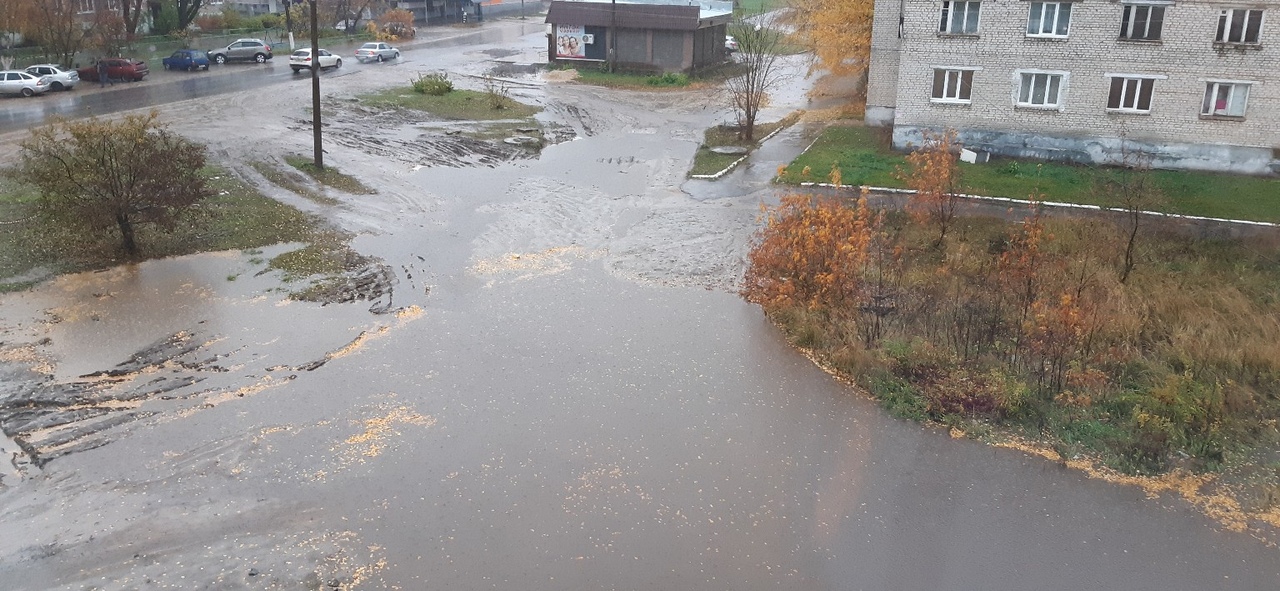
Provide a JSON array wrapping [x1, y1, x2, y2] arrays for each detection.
[[361, 43, 378, 49], [291, 50, 310, 57]]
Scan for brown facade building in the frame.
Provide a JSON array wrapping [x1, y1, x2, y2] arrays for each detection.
[[545, 0, 732, 73]]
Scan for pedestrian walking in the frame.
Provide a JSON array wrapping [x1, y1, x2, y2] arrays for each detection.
[[96, 59, 111, 88]]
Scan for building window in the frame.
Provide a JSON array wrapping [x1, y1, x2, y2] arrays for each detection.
[[77, 0, 95, 13], [1120, 5, 1164, 40], [1201, 81, 1251, 117], [1107, 76, 1155, 112], [939, 1, 981, 35], [1016, 71, 1066, 108], [932, 68, 975, 102], [1027, 2, 1072, 37], [1216, 9, 1264, 44]]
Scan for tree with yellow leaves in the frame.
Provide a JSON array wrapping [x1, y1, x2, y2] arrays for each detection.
[[790, 0, 876, 80]]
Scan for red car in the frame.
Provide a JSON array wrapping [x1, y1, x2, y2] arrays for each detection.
[[77, 58, 149, 83]]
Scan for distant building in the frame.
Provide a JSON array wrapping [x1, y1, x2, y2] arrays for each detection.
[[209, 0, 283, 17], [865, 0, 1280, 174], [392, 0, 481, 24], [545, 0, 733, 73]]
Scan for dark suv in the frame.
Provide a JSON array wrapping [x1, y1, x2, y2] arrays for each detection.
[[208, 39, 273, 64]]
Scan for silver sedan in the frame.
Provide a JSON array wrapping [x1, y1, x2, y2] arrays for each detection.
[[354, 42, 400, 63]]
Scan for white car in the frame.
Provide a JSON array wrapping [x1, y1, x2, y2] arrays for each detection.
[[25, 64, 79, 91], [355, 42, 399, 63], [289, 48, 342, 73], [0, 70, 51, 97], [725, 35, 739, 53]]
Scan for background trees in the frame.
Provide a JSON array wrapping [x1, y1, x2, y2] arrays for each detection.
[[790, 0, 875, 81], [18, 113, 213, 257]]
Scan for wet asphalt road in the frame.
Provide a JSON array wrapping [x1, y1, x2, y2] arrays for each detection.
[[1, 20, 1278, 591], [0, 21, 547, 134]]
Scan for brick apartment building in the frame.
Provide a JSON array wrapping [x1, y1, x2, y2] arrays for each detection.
[[865, 0, 1280, 174]]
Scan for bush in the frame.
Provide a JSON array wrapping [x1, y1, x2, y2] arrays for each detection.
[[646, 72, 690, 87], [411, 72, 453, 96]]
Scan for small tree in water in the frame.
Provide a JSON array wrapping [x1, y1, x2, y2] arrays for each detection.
[[18, 112, 213, 257], [725, 13, 788, 142]]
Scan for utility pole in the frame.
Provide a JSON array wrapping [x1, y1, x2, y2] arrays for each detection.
[[520, 0, 525, 19], [310, 0, 323, 170], [608, 0, 616, 72], [284, 0, 295, 50]]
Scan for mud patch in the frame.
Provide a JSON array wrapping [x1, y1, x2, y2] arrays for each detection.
[[292, 258, 398, 314], [314, 104, 556, 171]]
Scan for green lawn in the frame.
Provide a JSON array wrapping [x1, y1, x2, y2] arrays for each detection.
[[359, 88, 540, 121], [690, 118, 793, 177], [781, 125, 1280, 223], [0, 168, 344, 291], [735, 0, 791, 13]]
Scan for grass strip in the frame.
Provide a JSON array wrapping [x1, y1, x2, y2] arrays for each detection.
[[781, 124, 1280, 222], [284, 155, 376, 195], [359, 87, 540, 121]]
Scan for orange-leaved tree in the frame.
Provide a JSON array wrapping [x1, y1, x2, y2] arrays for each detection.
[[743, 190, 881, 314], [897, 129, 963, 247], [377, 9, 415, 40], [790, 0, 875, 80]]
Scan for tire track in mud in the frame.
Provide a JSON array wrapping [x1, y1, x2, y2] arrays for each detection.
[[0, 304, 423, 470]]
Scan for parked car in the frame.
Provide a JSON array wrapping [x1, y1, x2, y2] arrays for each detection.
[[354, 42, 399, 63], [289, 48, 342, 72], [76, 58, 149, 82], [209, 38, 273, 64], [162, 49, 211, 71], [725, 35, 739, 53], [0, 70, 51, 97], [24, 64, 78, 91]]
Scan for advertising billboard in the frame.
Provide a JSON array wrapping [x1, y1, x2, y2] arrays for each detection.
[[556, 24, 589, 59]]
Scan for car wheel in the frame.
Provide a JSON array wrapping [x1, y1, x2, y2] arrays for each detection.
[[292, 67, 301, 73], [335, 59, 342, 68], [215, 54, 227, 65], [51, 81, 64, 91], [394, 52, 400, 60], [376, 54, 384, 63], [21, 88, 33, 97], [254, 53, 267, 63]]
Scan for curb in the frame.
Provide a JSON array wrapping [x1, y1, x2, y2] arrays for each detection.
[[794, 182, 1280, 228], [690, 121, 792, 180]]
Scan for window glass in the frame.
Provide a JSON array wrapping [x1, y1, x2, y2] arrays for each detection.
[[1018, 72, 1063, 106]]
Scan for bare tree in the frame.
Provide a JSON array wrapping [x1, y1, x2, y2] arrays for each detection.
[[24, 0, 94, 65], [18, 113, 214, 257], [1094, 142, 1165, 284], [121, 0, 149, 38], [176, 0, 205, 30], [724, 13, 788, 142], [320, 0, 386, 30]]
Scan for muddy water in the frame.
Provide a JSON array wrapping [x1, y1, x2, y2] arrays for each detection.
[[1, 32, 1277, 591]]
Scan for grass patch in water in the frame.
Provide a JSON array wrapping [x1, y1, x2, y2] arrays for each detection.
[[360, 87, 540, 121]]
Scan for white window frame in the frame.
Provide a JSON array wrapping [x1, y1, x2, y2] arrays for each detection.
[[1119, 4, 1166, 41], [1200, 79, 1255, 118], [1104, 74, 1166, 113], [1027, 2, 1072, 37], [931, 66, 981, 104], [939, 1, 982, 35], [1013, 69, 1069, 110], [1215, 8, 1265, 44]]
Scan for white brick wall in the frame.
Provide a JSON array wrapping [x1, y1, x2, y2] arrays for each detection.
[[868, 0, 1280, 170]]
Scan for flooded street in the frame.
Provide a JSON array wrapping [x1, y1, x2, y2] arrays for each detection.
[[1, 24, 1277, 590]]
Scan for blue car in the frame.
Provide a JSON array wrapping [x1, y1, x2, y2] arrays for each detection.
[[162, 49, 210, 71]]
